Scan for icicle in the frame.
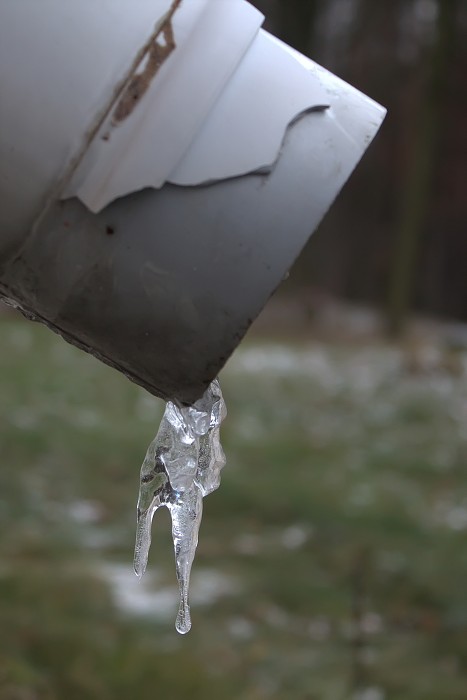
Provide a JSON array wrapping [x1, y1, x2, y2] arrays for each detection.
[[134, 379, 227, 633]]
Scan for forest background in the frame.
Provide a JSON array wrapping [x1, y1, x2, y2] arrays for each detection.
[[253, 0, 466, 334]]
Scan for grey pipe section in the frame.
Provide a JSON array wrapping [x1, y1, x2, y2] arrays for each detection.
[[1, 111, 338, 405]]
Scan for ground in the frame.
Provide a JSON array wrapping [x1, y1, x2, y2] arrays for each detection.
[[1, 313, 467, 699]]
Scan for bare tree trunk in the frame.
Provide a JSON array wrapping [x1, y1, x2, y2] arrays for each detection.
[[276, 0, 320, 55], [386, 0, 457, 336]]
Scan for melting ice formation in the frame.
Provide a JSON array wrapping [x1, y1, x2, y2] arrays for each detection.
[[134, 379, 227, 634]]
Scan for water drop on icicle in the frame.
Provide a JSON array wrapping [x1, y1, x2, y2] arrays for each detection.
[[134, 379, 227, 634]]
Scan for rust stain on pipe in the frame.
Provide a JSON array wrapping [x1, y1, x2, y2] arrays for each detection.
[[112, 0, 182, 124]]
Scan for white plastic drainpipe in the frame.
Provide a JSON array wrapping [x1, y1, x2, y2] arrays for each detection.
[[0, 0, 386, 404]]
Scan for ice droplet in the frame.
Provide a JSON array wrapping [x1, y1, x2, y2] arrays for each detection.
[[134, 379, 227, 634]]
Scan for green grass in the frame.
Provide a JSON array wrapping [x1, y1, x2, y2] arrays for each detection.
[[1, 318, 467, 699]]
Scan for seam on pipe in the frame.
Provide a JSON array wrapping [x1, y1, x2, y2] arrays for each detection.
[[20, 1, 184, 256]]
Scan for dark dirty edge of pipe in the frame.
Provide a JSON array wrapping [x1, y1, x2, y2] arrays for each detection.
[[9, 0, 184, 268], [0, 273, 261, 408], [0, 284, 193, 406]]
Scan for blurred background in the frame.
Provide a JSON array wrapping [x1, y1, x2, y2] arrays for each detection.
[[256, 0, 467, 334], [1, 1, 467, 699]]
